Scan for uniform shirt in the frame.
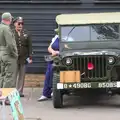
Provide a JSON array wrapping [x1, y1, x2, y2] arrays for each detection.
[[12, 28, 32, 64], [50, 35, 59, 51], [0, 22, 18, 58], [50, 35, 59, 46]]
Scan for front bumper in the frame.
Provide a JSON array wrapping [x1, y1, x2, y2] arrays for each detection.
[[57, 81, 120, 89]]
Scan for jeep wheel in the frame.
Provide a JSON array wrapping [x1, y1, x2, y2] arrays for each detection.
[[52, 72, 63, 108], [53, 89, 63, 108]]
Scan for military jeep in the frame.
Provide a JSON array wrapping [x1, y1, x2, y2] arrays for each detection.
[[52, 12, 120, 108]]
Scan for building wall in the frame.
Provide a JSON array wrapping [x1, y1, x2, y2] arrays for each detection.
[[0, 0, 120, 73]]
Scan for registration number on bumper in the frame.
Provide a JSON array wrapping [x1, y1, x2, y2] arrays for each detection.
[[57, 82, 120, 89]]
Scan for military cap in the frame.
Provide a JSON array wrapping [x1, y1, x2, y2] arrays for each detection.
[[1, 12, 13, 20], [13, 16, 23, 23]]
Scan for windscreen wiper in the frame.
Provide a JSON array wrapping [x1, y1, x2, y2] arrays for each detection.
[[64, 26, 76, 41]]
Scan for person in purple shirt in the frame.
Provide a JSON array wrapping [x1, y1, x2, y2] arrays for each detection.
[[38, 28, 59, 101]]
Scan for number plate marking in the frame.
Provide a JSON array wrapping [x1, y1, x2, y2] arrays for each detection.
[[98, 82, 117, 88], [63, 83, 92, 89], [62, 82, 118, 89]]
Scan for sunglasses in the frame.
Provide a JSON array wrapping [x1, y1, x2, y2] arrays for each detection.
[[18, 22, 23, 25]]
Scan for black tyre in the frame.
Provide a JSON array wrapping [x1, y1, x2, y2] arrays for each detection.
[[53, 88, 63, 108], [52, 73, 63, 108]]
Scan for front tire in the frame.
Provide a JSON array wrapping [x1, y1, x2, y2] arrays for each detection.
[[52, 73, 63, 108], [53, 89, 63, 108]]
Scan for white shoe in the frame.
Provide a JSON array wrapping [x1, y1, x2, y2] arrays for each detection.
[[37, 95, 48, 101], [51, 92, 53, 97]]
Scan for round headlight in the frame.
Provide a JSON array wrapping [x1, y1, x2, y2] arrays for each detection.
[[65, 58, 72, 65], [108, 57, 115, 64]]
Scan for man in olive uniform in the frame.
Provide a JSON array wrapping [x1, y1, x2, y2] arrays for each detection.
[[0, 12, 18, 88], [13, 17, 32, 97]]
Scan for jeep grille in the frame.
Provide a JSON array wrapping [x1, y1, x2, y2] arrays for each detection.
[[64, 55, 107, 81]]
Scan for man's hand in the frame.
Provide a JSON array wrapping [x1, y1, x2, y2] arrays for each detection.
[[26, 57, 32, 64], [29, 56, 33, 64], [29, 59, 32, 64]]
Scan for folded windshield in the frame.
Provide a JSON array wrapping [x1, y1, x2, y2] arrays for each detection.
[[61, 24, 120, 42]]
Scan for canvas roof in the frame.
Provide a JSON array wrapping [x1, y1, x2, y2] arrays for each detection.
[[56, 12, 120, 25]]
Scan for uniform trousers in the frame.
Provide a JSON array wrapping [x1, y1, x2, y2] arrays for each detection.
[[16, 64, 26, 94], [0, 51, 17, 88]]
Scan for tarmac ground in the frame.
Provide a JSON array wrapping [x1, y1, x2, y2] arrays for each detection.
[[1, 88, 120, 120]]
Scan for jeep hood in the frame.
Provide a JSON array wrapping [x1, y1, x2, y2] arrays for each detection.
[[60, 49, 120, 58], [60, 41, 120, 57], [60, 41, 120, 51]]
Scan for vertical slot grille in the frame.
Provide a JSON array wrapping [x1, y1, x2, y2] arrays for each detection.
[[72, 55, 107, 79]]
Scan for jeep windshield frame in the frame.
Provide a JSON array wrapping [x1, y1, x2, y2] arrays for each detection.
[[60, 23, 120, 43]]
